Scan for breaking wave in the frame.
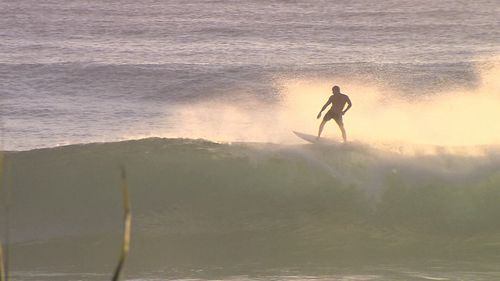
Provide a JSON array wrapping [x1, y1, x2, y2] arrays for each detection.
[[3, 138, 500, 273]]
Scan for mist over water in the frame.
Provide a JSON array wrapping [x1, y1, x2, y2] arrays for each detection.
[[166, 59, 500, 148], [2, 0, 500, 280]]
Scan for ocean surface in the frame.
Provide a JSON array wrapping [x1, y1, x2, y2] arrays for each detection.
[[1, 0, 500, 280]]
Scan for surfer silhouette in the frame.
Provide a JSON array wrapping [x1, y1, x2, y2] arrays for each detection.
[[316, 85, 352, 142]]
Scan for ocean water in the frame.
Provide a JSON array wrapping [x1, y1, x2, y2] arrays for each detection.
[[1, 0, 500, 280]]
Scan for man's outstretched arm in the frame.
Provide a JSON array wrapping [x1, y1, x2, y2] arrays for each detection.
[[342, 97, 352, 115], [317, 97, 332, 119]]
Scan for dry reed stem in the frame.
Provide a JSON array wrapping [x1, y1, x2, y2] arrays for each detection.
[[112, 166, 132, 281]]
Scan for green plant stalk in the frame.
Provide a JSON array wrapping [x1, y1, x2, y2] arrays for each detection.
[[0, 245, 5, 281], [0, 151, 6, 281]]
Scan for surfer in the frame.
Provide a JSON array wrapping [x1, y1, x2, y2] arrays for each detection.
[[316, 85, 352, 142]]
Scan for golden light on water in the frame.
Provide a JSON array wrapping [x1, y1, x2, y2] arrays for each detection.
[[282, 59, 500, 147], [133, 57, 500, 156]]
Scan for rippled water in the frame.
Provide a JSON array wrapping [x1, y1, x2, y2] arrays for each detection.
[[2, 1, 500, 280], [1, 0, 499, 150]]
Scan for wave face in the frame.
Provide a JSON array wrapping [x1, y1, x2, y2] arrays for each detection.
[[3, 138, 500, 275]]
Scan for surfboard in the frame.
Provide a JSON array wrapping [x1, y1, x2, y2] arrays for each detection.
[[293, 131, 341, 145]]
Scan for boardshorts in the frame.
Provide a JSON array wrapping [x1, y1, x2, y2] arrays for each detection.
[[323, 110, 344, 126]]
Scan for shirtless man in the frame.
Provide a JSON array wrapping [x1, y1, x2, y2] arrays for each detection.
[[316, 85, 352, 142]]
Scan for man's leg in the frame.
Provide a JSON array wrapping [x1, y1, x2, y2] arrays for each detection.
[[338, 125, 347, 143], [333, 115, 347, 143], [317, 120, 327, 139]]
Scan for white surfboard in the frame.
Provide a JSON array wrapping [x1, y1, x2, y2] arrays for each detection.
[[293, 131, 341, 145]]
